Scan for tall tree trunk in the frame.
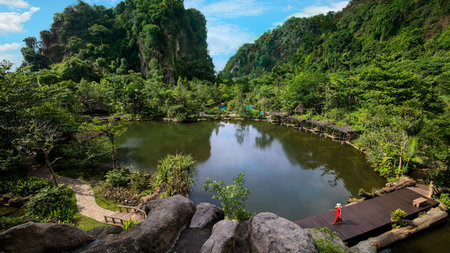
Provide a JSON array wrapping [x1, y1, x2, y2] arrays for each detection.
[[44, 151, 58, 186], [397, 156, 403, 178], [110, 135, 117, 170]]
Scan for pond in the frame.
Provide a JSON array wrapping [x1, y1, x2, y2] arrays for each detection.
[[118, 120, 386, 221]]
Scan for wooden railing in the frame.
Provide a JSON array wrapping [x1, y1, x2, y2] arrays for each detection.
[[117, 205, 147, 218]]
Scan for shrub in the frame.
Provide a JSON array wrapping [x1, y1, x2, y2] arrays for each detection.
[[122, 218, 140, 230], [0, 177, 51, 197], [312, 227, 344, 253], [153, 154, 197, 197], [105, 169, 131, 188], [203, 172, 252, 221], [129, 170, 151, 192], [439, 193, 450, 209], [24, 186, 76, 223], [391, 208, 407, 229]]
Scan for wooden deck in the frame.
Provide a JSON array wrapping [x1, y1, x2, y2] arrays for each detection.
[[294, 188, 439, 245]]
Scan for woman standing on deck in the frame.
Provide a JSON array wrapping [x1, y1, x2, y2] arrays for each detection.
[[332, 203, 343, 224]]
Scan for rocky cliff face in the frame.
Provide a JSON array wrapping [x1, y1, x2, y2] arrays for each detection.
[[36, 0, 214, 84]]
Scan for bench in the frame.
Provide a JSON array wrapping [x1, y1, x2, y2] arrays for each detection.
[[413, 197, 427, 208]]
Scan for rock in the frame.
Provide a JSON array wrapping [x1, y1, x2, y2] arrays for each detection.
[[84, 195, 196, 253], [88, 226, 123, 238], [306, 228, 348, 252], [200, 219, 240, 253], [248, 212, 317, 253], [353, 240, 377, 253], [134, 195, 196, 252], [190, 202, 225, 230], [0, 222, 94, 253], [173, 228, 211, 253]]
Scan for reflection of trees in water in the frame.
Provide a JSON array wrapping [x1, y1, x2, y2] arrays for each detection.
[[249, 122, 385, 196], [253, 123, 275, 151], [234, 121, 250, 145], [117, 121, 220, 169]]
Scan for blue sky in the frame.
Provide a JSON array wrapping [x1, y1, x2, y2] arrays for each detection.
[[0, 0, 349, 71]]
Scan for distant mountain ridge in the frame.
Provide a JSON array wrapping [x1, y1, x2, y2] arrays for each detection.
[[220, 0, 449, 79]]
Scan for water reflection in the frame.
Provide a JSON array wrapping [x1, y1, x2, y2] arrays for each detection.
[[117, 121, 220, 169], [117, 120, 385, 220]]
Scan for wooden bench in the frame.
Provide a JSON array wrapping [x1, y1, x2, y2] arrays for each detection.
[[413, 197, 427, 208]]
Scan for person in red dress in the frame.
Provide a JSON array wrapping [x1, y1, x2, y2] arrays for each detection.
[[332, 203, 343, 224]]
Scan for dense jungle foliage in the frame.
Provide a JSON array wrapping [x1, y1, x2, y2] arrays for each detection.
[[220, 0, 449, 180], [21, 0, 215, 84], [0, 0, 448, 188]]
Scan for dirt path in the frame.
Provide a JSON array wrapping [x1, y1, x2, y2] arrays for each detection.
[[28, 169, 113, 222]]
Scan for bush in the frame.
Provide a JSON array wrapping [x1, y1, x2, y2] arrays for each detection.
[[203, 172, 252, 221], [122, 218, 140, 230], [0, 177, 51, 197], [105, 169, 131, 188], [24, 186, 76, 223], [153, 154, 197, 197], [312, 227, 344, 253], [129, 170, 151, 192], [391, 208, 407, 229], [439, 193, 450, 209]]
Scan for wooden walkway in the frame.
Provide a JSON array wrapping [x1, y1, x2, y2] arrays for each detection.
[[294, 188, 439, 245]]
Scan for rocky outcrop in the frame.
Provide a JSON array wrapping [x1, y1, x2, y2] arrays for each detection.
[[0, 222, 94, 253], [83, 194, 196, 253], [248, 212, 318, 253], [200, 219, 240, 253], [134, 195, 196, 251], [88, 226, 123, 239], [174, 228, 211, 253], [190, 202, 225, 230]]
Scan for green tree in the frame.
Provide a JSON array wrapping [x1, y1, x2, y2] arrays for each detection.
[[203, 172, 252, 221], [89, 117, 127, 170]]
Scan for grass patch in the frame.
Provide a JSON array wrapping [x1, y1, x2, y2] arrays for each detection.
[[73, 212, 110, 231], [92, 185, 120, 212]]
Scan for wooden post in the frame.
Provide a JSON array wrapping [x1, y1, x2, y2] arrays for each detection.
[[428, 181, 434, 198]]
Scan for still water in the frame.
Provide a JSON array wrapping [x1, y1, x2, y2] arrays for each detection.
[[117, 120, 385, 221]]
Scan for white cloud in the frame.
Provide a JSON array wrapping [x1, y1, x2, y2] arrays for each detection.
[[207, 24, 256, 56], [290, 1, 349, 18], [185, 0, 267, 18], [0, 0, 29, 9], [0, 6, 39, 33], [0, 42, 23, 68], [0, 42, 22, 51]]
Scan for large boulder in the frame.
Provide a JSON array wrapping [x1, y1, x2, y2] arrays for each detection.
[[134, 195, 196, 251], [0, 222, 94, 253], [83, 195, 196, 253], [248, 212, 317, 253], [190, 202, 225, 230], [173, 228, 211, 253], [88, 226, 123, 239], [201, 219, 239, 253]]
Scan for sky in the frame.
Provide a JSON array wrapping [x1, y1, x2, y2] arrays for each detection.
[[0, 0, 349, 71]]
